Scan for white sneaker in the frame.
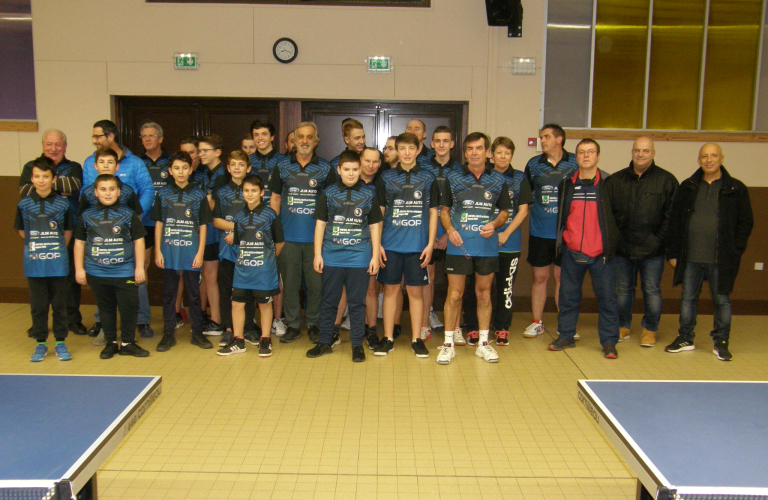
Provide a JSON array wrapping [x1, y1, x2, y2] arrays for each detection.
[[475, 342, 499, 363], [420, 326, 432, 341], [573, 333, 581, 340], [523, 322, 545, 338], [436, 344, 455, 365], [377, 293, 383, 319], [93, 330, 106, 346], [429, 310, 444, 330], [272, 318, 287, 337], [341, 316, 350, 330], [454, 328, 466, 346]]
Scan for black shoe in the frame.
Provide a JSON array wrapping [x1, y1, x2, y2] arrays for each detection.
[[366, 326, 379, 350], [602, 344, 618, 359], [156, 333, 177, 352], [68, 322, 87, 335], [217, 338, 246, 356], [258, 337, 273, 357], [119, 342, 150, 357], [713, 340, 732, 361], [201, 310, 211, 325], [393, 324, 402, 340], [665, 335, 695, 353], [331, 332, 341, 347], [412, 338, 429, 358], [280, 327, 301, 343], [100, 342, 119, 359], [138, 324, 154, 338], [352, 345, 366, 362], [374, 338, 394, 356], [306, 343, 333, 358], [203, 321, 224, 336], [220, 331, 235, 347], [251, 321, 263, 336], [87, 322, 102, 337], [175, 313, 184, 329], [308, 325, 320, 344], [191, 333, 213, 349]]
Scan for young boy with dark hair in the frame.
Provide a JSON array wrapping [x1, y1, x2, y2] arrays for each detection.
[[217, 174, 284, 357], [153, 151, 213, 352], [74, 174, 149, 359], [16, 157, 75, 361]]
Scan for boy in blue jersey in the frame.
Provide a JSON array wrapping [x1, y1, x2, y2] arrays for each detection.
[[217, 175, 284, 357], [153, 151, 213, 352], [74, 174, 149, 359], [16, 158, 75, 361], [375, 132, 439, 358], [437, 132, 511, 365], [306, 150, 383, 362]]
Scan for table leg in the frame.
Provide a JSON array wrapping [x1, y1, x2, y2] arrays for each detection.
[[76, 473, 98, 500], [636, 479, 653, 500]]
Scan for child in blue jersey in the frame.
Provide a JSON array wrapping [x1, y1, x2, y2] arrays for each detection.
[[153, 151, 213, 352], [306, 150, 383, 362], [74, 174, 149, 359], [15, 158, 75, 362], [217, 174, 284, 357]]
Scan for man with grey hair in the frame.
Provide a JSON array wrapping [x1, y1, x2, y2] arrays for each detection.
[[19, 129, 85, 335]]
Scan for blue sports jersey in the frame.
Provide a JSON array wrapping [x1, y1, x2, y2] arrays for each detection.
[[19, 157, 82, 220], [83, 147, 154, 216], [423, 157, 461, 238], [525, 151, 578, 239], [233, 203, 283, 291], [15, 192, 73, 278], [249, 149, 287, 208], [376, 164, 439, 254], [443, 164, 511, 258], [314, 180, 383, 269], [494, 168, 533, 253], [75, 203, 145, 278], [418, 145, 436, 162], [268, 153, 334, 243], [77, 180, 142, 217], [140, 150, 171, 226], [212, 180, 246, 263], [151, 182, 212, 271]]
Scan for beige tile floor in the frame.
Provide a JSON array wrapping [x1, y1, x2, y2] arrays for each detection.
[[2, 303, 767, 499]]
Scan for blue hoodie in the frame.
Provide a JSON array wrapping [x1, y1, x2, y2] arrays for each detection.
[[83, 147, 154, 217]]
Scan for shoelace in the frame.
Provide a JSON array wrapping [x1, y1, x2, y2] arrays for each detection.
[[496, 331, 508, 340]]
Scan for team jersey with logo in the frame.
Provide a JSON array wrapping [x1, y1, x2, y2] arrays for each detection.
[[418, 145, 436, 162], [232, 203, 283, 291], [268, 153, 334, 243], [212, 180, 246, 263], [525, 151, 578, 239], [423, 157, 462, 238], [140, 150, 171, 226], [74, 203, 145, 278], [151, 183, 212, 271], [494, 168, 533, 253], [77, 180, 142, 217], [376, 164, 439, 254], [443, 164, 511, 258], [314, 180, 383, 269], [19, 157, 82, 218], [249, 149, 286, 208], [15, 192, 73, 278], [83, 148, 154, 217], [201, 163, 227, 246]]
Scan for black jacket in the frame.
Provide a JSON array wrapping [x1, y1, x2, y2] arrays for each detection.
[[666, 166, 753, 295], [604, 161, 678, 260]]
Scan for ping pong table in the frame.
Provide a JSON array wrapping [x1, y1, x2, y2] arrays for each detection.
[[0, 374, 161, 500], [578, 380, 768, 500]]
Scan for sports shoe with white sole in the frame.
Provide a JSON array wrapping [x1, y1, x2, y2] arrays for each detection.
[[476, 342, 499, 363], [436, 344, 455, 365], [420, 326, 432, 341], [454, 328, 466, 346], [523, 321, 545, 338], [271, 318, 287, 337], [428, 310, 444, 330], [340, 316, 350, 331]]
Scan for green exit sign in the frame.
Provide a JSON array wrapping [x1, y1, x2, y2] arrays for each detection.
[[174, 53, 198, 70], [368, 56, 391, 73]]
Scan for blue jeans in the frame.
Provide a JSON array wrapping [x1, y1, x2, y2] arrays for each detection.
[[678, 262, 731, 342], [613, 255, 664, 332], [557, 248, 620, 346]]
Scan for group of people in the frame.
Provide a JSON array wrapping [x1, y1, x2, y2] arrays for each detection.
[[16, 118, 753, 364]]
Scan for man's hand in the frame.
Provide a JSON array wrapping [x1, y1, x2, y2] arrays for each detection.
[[435, 234, 448, 250], [480, 223, 495, 238], [419, 245, 434, 268], [447, 229, 463, 247], [314, 255, 324, 274], [75, 269, 88, 286], [379, 246, 387, 268], [135, 268, 146, 284], [498, 232, 509, 246], [368, 257, 379, 276], [224, 232, 234, 245], [669, 259, 677, 268]]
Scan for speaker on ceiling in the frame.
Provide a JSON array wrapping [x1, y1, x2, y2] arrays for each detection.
[[485, 0, 523, 37]]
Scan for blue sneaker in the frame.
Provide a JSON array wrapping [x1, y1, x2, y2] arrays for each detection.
[[30, 344, 47, 362], [55, 344, 72, 361]]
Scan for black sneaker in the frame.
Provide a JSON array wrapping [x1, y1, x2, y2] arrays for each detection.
[[374, 338, 394, 356], [713, 340, 732, 361], [393, 324, 402, 340], [258, 337, 273, 357], [251, 321, 263, 336], [244, 330, 261, 345], [665, 335, 695, 353], [308, 325, 320, 344], [366, 326, 379, 350], [138, 324, 154, 338], [602, 344, 618, 359], [100, 342, 119, 359], [156, 333, 176, 352], [548, 338, 576, 351], [220, 330, 235, 347], [331, 331, 341, 347], [201, 310, 211, 325], [412, 338, 429, 358], [175, 313, 184, 329], [217, 338, 246, 356], [203, 321, 224, 336], [306, 343, 333, 358], [87, 322, 102, 337], [280, 327, 301, 343], [352, 345, 366, 362], [119, 342, 150, 357], [69, 322, 87, 335], [191, 333, 213, 349]]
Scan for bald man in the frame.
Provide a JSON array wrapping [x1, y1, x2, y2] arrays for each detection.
[[604, 137, 678, 348], [664, 143, 753, 361], [405, 119, 436, 162]]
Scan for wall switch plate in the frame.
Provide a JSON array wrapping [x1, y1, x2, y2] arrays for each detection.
[[755, 262, 764, 271]]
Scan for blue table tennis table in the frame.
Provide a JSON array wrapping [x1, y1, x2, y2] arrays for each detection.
[[578, 380, 768, 500], [0, 374, 161, 500]]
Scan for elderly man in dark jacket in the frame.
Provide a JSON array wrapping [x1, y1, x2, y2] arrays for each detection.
[[665, 143, 753, 361]]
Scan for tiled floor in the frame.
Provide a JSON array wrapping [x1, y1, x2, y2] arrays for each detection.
[[3, 303, 766, 499]]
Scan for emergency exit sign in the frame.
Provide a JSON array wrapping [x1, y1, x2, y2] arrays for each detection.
[[174, 53, 198, 70], [368, 56, 391, 73]]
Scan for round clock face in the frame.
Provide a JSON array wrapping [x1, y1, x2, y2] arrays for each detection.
[[273, 38, 297, 64]]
